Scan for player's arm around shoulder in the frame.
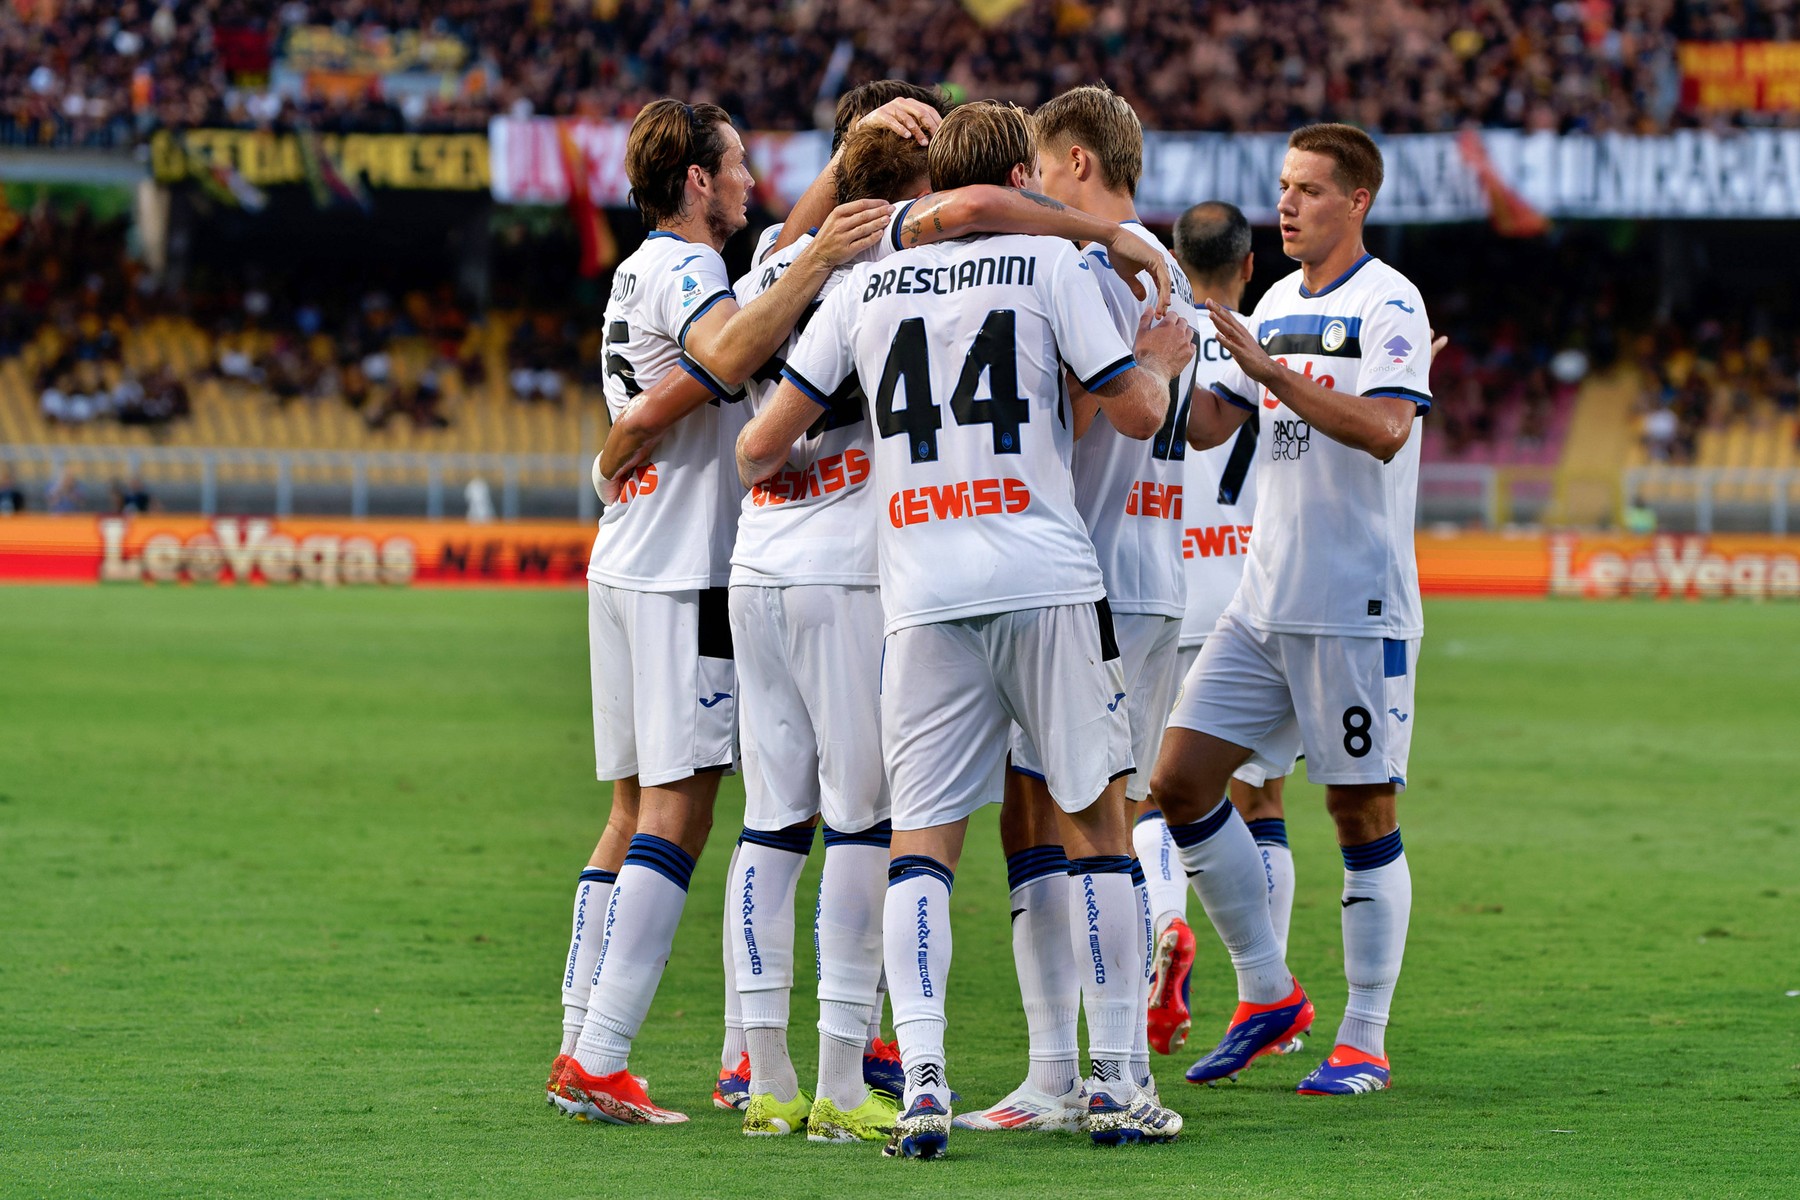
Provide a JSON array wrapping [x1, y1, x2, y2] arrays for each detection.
[[896, 187, 1171, 315], [684, 199, 892, 388]]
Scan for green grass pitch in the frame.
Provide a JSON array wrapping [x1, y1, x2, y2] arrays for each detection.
[[3, 587, 1797, 1199]]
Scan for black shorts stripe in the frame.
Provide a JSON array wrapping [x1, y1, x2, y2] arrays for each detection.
[[697, 586, 733, 660], [1093, 598, 1120, 662]]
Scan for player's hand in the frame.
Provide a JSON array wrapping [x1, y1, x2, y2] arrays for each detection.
[[859, 97, 941, 146], [592, 452, 624, 506], [808, 198, 893, 267], [1102, 228, 1173, 318], [1430, 329, 1448, 361], [1134, 310, 1196, 379], [1205, 299, 1281, 385]]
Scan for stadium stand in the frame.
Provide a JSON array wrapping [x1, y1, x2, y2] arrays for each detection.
[[2, 0, 1788, 145]]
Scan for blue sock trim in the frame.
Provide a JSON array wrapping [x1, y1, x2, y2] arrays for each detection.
[[579, 867, 618, 885], [1129, 860, 1148, 887], [1341, 828, 1404, 872], [1133, 809, 1165, 828], [1246, 818, 1289, 848], [1005, 844, 1070, 891], [738, 823, 816, 855], [822, 820, 892, 849], [622, 834, 696, 890], [1068, 854, 1135, 876], [1167, 799, 1234, 849], [888, 854, 954, 892]]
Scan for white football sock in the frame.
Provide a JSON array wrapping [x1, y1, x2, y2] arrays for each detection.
[[574, 835, 696, 1077], [1005, 846, 1079, 1096], [1066, 856, 1142, 1092], [1130, 861, 1154, 1089], [1170, 800, 1291, 1003], [559, 867, 614, 1056], [1132, 809, 1188, 936], [720, 842, 745, 1070], [1247, 818, 1297, 961], [1337, 830, 1411, 1058], [883, 854, 954, 1111], [732, 826, 814, 1101], [815, 827, 889, 1108]]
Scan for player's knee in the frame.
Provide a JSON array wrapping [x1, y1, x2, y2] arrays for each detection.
[[1325, 784, 1396, 844]]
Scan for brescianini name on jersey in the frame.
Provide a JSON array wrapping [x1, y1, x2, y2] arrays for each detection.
[[1070, 220, 1200, 620], [1180, 306, 1260, 648], [1205, 254, 1431, 639], [782, 232, 1137, 635], [587, 231, 746, 592]]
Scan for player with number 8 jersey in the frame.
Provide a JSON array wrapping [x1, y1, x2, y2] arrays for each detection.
[[1154, 123, 1431, 1098]]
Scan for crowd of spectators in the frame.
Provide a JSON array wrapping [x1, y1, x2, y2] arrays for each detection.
[[1634, 320, 1800, 463], [5, 0, 1798, 148], [0, 202, 608, 435]]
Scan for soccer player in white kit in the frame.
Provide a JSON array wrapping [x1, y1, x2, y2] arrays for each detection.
[[1153, 124, 1433, 1096], [742, 102, 1194, 1157], [547, 99, 892, 1126], [956, 84, 1201, 1134], [729, 120, 1184, 1144], [1135, 200, 1304, 1062]]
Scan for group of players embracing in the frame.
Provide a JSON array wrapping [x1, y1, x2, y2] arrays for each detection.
[[544, 77, 1434, 1160]]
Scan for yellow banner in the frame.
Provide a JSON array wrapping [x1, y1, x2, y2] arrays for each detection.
[[150, 129, 490, 191]]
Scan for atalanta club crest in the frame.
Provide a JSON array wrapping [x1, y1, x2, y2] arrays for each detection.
[[1322, 319, 1348, 353]]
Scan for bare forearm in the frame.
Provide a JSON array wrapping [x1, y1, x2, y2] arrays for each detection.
[[599, 420, 659, 481], [690, 256, 829, 387], [1186, 390, 1252, 451], [1095, 368, 1172, 440], [904, 186, 1115, 248], [1262, 368, 1413, 460], [773, 156, 840, 258]]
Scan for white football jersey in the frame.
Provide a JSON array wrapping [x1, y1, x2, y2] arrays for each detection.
[[1071, 221, 1199, 619], [1204, 254, 1431, 638], [586, 231, 746, 592], [783, 233, 1137, 634], [728, 232, 880, 588], [751, 223, 782, 268]]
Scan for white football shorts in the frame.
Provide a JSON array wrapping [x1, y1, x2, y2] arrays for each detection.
[[1171, 640, 1298, 787], [589, 581, 737, 788], [1168, 611, 1417, 789], [1014, 611, 1179, 802], [883, 602, 1133, 831], [729, 583, 889, 834]]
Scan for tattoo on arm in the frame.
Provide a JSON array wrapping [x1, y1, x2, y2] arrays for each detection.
[[902, 199, 949, 247], [1020, 190, 1067, 211]]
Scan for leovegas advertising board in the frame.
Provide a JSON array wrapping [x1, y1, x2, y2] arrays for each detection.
[[2, 518, 1798, 598], [1418, 531, 1800, 600], [0, 516, 590, 586]]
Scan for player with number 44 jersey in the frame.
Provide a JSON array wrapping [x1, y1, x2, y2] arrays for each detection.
[[746, 102, 1195, 1158]]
